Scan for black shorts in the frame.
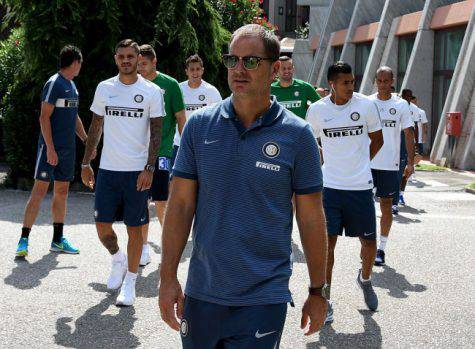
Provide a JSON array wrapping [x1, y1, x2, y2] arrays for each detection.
[[150, 156, 171, 201], [323, 187, 376, 240], [371, 169, 399, 198], [416, 143, 424, 155], [34, 144, 75, 182]]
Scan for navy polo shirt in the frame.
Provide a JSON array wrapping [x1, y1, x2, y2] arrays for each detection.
[[174, 96, 323, 306]]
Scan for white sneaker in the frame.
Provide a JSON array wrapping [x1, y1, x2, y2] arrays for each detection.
[[107, 257, 127, 290], [139, 244, 151, 267], [116, 278, 136, 306]]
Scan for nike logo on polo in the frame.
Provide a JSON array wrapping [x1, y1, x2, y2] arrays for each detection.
[[255, 330, 276, 339], [324, 118, 334, 122], [65, 90, 71, 92], [109, 95, 119, 98], [204, 139, 219, 145]]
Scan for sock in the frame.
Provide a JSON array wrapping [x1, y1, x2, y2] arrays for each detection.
[[112, 250, 126, 262], [124, 271, 137, 283], [21, 227, 31, 239], [379, 236, 388, 251], [360, 271, 370, 282], [52, 223, 64, 243]]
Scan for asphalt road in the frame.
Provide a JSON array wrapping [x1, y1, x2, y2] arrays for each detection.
[[1, 169, 474, 348]]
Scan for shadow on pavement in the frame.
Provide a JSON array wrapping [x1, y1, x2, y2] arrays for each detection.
[[398, 205, 426, 215], [307, 310, 381, 349], [372, 265, 427, 298], [393, 214, 421, 224], [4, 253, 76, 290], [54, 283, 140, 348], [292, 241, 306, 264]]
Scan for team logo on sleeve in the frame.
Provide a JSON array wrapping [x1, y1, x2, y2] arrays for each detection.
[[198, 94, 205, 101], [350, 112, 360, 121], [180, 319, 189, 337], [134, 94, 144, 103], [389, 108, 396, 115], [262, 142, 280, 158]]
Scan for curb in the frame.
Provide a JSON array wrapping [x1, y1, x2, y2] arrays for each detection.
[[465, 188, 475, 194]]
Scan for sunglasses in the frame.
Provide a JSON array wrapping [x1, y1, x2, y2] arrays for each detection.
[[222, 54, 276, 70]]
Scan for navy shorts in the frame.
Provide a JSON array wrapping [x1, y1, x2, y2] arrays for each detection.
[[34, 144, 75, 182], [322, 187, 376, 240], [94, 169, 149, 227], [416, 143, 424, 155], [371, 169, 399, 198], [181, 296, 287, 349], [150, 156, 171, 201], [393, 158, 407, 205]]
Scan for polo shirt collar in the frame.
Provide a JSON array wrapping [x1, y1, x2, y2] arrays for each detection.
[[220, 95, 284, 127]]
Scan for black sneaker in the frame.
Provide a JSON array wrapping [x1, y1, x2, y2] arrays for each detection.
[[356, 269, 378, 311], [374, 249, 385, 266], [392, 205, 399, 215]]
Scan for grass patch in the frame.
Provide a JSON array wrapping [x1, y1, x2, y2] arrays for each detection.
[[467, 183, 475, 190], [415, 164, 447, 172]]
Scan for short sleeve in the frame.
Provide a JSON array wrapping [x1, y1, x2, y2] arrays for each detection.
[[41, 79, 59, 105], [173, 116, 197, 179], [150, 87, 166, 118], [306, 104, 321, 139], [210, 87, 223, 104], [90, 84, 107, 116], [400, 103, 414, 130], [366, 101, 382, 133], [293, 124, 323, 195], [306, 83, 321, 104], [420, 109, 428, 123], [171, 81, 185, 114]]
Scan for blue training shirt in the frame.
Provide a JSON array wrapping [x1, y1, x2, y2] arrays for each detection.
[[173, 96, 323, 306], [39, 73, 79, 149]]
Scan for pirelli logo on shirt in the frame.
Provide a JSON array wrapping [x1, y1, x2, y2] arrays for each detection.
[[186, 104, 207, 112], [323, 125, 364, 138], [382, 120, 397, 128], [105, 106, 144, 118], [56, 98, 78, 108], [281, 100, 302, 109]]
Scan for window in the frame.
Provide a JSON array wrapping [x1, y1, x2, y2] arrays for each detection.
[[333, 46, 343, 62], [355, 42, 373, 90], [285, 0, 297, 33], [397, 34, 416, 92], [432, 26, 466, 142]]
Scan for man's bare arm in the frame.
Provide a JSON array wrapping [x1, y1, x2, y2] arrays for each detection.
[[368, 130, 384, 160], [147, 118, 163, 166], [175, 109, 186, 136], [75, 115, 88, 142], [404, 127, 415, 166], [82, 113, 104, 165]]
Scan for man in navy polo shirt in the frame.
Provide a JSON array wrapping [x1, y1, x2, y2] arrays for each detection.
[[159, 24, 328, 348]]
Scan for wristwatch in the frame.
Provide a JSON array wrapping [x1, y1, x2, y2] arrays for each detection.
[[81, 163, 91, 169], [145, 164, 155, 173], [309, 284, 330, 299]]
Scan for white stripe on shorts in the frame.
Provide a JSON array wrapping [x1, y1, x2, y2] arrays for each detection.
[[34, 144, 44, 178]]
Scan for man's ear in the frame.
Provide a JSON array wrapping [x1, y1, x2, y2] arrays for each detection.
[[272, 60, 281, 80]]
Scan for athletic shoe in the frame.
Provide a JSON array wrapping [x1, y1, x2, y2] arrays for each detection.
[[356, 269, 378, 311], [374, 249, 385, 266], [50, 237, 80, 254], [398, 194, 406, 205], [139, 244, 151, 267], [107, 257, 127, 290], [16, 238, 29, 257], [116, 279, 136, 306], [325, 300, 334, 324], [392, 205, 399, 215]]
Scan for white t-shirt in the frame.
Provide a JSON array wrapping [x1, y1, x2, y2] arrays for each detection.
[[173, 80, 222, 146], [369, 94, 413, 171], [307, 93, 382, 190], [411, 104, 428, 143], [90, 75, 165, 171]]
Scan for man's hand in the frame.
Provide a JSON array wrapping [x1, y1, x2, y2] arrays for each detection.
[[46, 147, 58, 166], [136, 169, 153, 191], [404, 164, 415, 178], [81, 165, 95, 189], [301, 295, 327, 336], [159, 278, 185, 331]]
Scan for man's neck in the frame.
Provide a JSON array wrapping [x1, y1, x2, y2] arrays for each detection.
[[279, 78, 293, 88], [59, 68, 74, 81], [330, 93, 350, 106], [119, 72, 139, 85], [377, 91, 392, 101], [143, 70, 158, 82], [232, 94, 272, 129], [188, 79, 202, 89]]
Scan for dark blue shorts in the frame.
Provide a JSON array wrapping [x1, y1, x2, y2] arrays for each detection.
[[416, 143, 424, 155], [94, 169, 149, 227], [322, 187, 376, 240], [181, 296, 287, 349], [371, 169, 399, 198], [34, 144, 75, 182]]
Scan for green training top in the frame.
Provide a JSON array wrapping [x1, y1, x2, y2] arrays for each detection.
[[152, 72, 185, 158], [270, 78, 320, 119]]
